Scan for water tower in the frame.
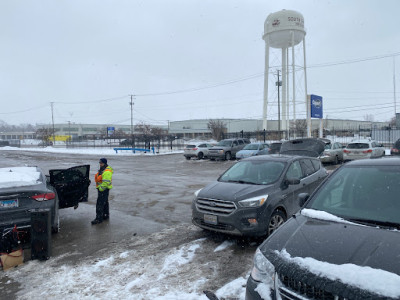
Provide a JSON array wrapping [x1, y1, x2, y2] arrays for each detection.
[[262, 9, 307, 137]]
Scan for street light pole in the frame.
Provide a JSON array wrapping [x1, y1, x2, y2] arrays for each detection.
[[130, 95, 134, 148], [51, 102, 55, 145]]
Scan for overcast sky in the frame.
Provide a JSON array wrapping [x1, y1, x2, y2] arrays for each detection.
[[1, 0, 399, 126]]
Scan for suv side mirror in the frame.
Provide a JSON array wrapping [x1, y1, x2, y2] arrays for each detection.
[[298, 193, 310, 207], [281, 178, 300, 189]]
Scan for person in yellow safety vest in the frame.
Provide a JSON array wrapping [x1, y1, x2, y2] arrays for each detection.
[[91, 158, 114, 225]]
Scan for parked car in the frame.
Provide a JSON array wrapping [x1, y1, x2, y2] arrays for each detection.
[[319, 140, 344, 164], [268, 142, 282, 154], [246, 158, 400, 300], [208, 138, 251, 160], [390, 138, 400, 155], [119, 139, 134, 146], [183, 143, 214, 160], [0, 165, 90, 235], [280, 138, 326, 157], [236, 143, 270, 160], [192, 154, 328, 237], [343, 139, 385, 161]]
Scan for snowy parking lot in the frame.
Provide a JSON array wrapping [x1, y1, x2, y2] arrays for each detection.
[[0, 147, 265, 300]]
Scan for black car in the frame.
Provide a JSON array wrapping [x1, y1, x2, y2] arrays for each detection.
[[280, 138, 326, 157], [0, 165, 90, 235], [192, 154, 328, 237], [390, 138, 400, 155], [268, 142, 282, 154], [246, 158, 400, 300]]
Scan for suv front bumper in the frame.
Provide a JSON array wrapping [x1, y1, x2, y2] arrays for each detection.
[[191, 204, 269, 237]]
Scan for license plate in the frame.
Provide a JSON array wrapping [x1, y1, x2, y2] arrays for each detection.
[[0, 199, 18, 208], [204, 214, 217, 225]]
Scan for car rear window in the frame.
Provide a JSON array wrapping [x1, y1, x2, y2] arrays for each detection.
[[186, 145, 196, 149], [347, 143, 369, 149]]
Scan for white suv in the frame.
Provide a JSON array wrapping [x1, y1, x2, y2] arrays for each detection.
[[343, 139, 385, 161], [184, 143, 214, 160]]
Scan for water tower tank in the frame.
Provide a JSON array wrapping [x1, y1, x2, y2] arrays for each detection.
[[263, 9, 306, 48]]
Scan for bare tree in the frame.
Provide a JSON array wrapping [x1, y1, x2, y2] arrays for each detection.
[[36, 127, 54, 145], [389, 116, 397, 127], [290, 119, 307, 137], [208, 119, 226, 141]]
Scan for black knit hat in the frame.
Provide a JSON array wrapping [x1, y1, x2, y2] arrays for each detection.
[[99, 158, 107, 164]]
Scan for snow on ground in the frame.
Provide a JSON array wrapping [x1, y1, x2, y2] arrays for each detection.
[[3, 225, 248, 300], [0, 146, 183, 157]]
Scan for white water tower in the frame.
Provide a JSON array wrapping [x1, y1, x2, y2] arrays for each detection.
[[262, 9, 308, 137]]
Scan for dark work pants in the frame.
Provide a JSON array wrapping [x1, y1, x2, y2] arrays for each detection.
[[96, 189, 109, 221]]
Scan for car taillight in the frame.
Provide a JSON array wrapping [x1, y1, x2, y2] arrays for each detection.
[[193, 148, 198, 150], [343, 149, 350, 153], [32, 193, 56, 201], [392, 148, 399, 152], [362, 149, 373, 153]]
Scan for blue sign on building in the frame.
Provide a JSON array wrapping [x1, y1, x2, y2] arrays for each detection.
[[107, 127, 115, 135], [310, 94, 323, 119]]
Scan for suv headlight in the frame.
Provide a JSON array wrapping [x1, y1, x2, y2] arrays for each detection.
[[239, 195, 268, 207], [218, 150, 224, 154], [251, 248, 275, 284], [193, 189, 202, 203]]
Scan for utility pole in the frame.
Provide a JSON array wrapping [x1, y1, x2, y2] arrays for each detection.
[[68, 121, 71, 145], [51, 102, 55, 144], [130, 95, 134, 148], [394, 57, 397, 118]]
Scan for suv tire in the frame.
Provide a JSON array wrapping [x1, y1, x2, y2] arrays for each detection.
[[267, 210, 286, 236], [197, 152, 204, 159], [225, 152, 232, 160]]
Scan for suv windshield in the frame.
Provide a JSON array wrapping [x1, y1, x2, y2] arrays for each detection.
[[307, 165, 400, 226], [217, 140, 232, 147], [219, 160, 285, 185]]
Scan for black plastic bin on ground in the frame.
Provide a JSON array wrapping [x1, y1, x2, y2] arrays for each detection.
[[30, 209, 51, 260]]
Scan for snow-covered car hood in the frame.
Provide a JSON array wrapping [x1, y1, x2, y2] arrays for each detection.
[[198, 181, 274, 202], [261, 212, 400, 275]]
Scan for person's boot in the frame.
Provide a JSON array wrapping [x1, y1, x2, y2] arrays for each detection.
[[91, 219, 102, 225]]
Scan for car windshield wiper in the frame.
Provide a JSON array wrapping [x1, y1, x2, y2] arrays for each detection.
[[346, 218, 400, 229], [225, 179, 260, 185]]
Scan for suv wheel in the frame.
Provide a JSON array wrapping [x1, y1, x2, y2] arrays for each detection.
[[185, 156, 191, 160], [267, 210, 286, 236], [225, 152, 232, 160], [197, 152, 204, 159]]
